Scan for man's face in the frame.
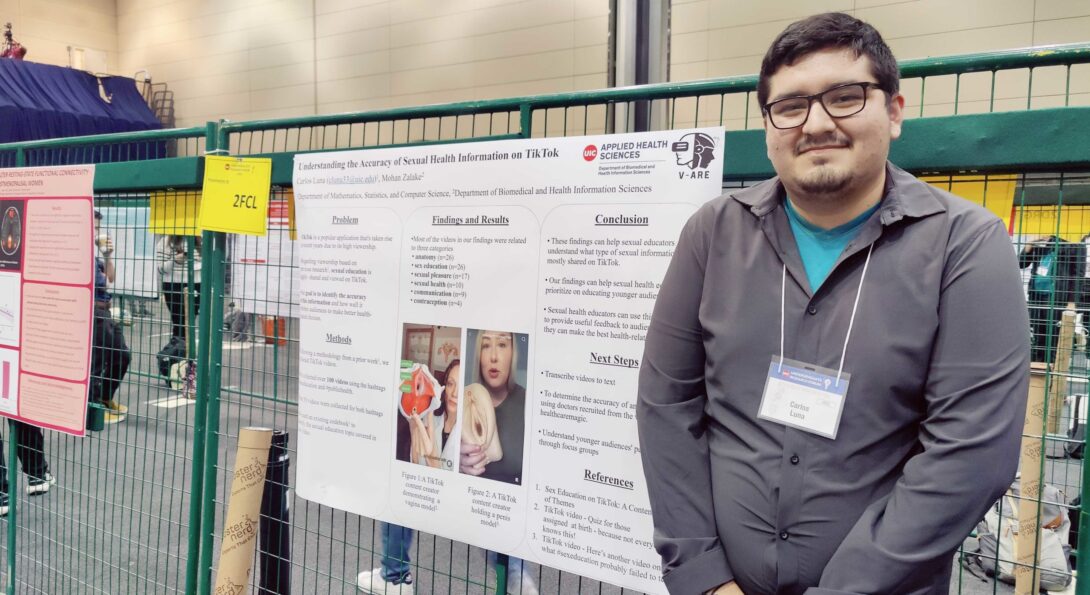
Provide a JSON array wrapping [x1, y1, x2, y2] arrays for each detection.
[[763, 48, 904, 198]]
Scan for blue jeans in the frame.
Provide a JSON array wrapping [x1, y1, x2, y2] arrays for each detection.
[[380, 523, 414, 583]]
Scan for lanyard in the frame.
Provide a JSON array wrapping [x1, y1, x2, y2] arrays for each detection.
[[778, 243, 874, 386]]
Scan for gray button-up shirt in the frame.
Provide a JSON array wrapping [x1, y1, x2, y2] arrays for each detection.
[[637, 164, 1029, 594]]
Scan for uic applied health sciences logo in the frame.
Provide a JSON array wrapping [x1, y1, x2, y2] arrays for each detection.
[[580, 133, 715, 180]]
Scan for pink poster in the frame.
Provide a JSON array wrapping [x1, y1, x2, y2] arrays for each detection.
[[0, 166, 94, 436]]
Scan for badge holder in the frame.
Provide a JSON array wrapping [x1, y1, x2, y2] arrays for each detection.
[[758, 359, 849, 440], [758, 244, 873, 440]]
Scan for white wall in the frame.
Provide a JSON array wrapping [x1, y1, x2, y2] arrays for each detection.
[[13, 0, 1083, 129], [116, 0, 610, 128], [1, 0, 118, 73], [672, 0, 1090, 129]]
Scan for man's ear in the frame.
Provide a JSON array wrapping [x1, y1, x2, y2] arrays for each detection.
[[763, 114, 774, 161], [888, 93, 905, 140]]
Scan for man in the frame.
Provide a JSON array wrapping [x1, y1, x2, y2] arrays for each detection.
[[637, 12, 1029, 595], [91, 210, 131, 423]]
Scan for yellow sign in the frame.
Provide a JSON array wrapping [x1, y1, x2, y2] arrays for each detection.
[[924, 175, 1090, 242], [149, 191, 202, 236], [198, 156, 273, 236], [923, 174, 1017, 230]]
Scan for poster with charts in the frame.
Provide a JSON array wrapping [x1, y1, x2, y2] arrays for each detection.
[[293, 129, 724, 593], [0, 166, 95, 436]]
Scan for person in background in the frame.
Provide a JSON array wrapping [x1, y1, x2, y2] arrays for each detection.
[[360, 360, 448, 594], [156, 234, 202, 341], [91, 210, 132, 424], [0, 420, 56, 513], [356, 524, 539, 595], [356, 522, 416, 595], [1020, 235, 1086, 361]]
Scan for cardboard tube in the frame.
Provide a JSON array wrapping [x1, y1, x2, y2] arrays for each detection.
[[1046, 309, 1075, 434], [1015, 364, 1047, 595], [214, 427, 274, 595]]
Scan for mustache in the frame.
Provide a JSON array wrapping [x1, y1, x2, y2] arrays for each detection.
[[795, 134, 851, 155]]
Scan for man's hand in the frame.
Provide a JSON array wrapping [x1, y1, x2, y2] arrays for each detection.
[[99, 237, 115, 257], [707, 581, 744, 595], [459, 441, 488, 475]]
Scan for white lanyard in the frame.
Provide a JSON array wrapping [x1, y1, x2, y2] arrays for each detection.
[[778, 243, 874, 386]]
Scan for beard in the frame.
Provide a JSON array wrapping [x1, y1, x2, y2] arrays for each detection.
[[792, 132, 854, 195], [796, 164, 854, 196]]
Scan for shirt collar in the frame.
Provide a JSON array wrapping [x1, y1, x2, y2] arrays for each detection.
[[730, 162, 947, 225]]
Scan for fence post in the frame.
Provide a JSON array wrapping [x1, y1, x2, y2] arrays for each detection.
[[196, 121, 230, 595], [185, 121, 218, 595], [1078, 439, 1090, 594], [6, 143, 19, 593], [196, 228, 228, 595], [518, 104, 532, 138], [5, 419, 17, 593]]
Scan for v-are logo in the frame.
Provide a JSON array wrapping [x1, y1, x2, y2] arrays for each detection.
[[672, 132, 716, 180], [582, 144, 598, 161]]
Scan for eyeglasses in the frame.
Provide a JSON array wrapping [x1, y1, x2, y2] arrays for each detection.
[[763, 82, 884, 130]]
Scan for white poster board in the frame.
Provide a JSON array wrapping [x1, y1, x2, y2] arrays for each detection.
[[98, 206, 158, 299], [229, 195, 299, 318], [293, 129, 724, 593]]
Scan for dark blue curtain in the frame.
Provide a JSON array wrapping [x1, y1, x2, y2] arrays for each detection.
[[0, 60, 163, 163]]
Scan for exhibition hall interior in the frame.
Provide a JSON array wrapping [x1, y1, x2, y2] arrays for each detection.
[[0, 1, 1087, 594]]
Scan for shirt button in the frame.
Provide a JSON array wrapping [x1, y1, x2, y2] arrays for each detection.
[[790, 454, 800, 465], [807, 304, 818, 315], [780, 531, 789, 540]]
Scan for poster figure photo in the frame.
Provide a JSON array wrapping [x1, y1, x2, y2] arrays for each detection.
[[461, 329, 529, 485], [0, 200, 24, 271], [396, 323, 462, 471]]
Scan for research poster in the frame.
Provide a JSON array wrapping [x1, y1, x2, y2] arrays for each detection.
[[294, 129, 723, 593], [98, 206, 158, 299], [0, 166, 95, 436], [229, 193, 299, 318]]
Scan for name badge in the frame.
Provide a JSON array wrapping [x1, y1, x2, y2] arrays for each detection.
[[758, 358, 849, 440]]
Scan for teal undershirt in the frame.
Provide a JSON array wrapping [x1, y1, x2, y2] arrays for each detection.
[[784, 197, 881, 293]]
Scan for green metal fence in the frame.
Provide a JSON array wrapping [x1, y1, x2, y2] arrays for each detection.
[[0, 42, 1088, 594]]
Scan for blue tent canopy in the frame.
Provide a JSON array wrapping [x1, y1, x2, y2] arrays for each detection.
[[0, 59, 161, 144]]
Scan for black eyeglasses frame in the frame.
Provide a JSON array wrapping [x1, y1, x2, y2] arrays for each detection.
[[763, 82, 886, 130]]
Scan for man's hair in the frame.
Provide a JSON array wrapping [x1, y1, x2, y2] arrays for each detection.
[[757, 12, 899, 109], [93, 210, 103, 220]]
